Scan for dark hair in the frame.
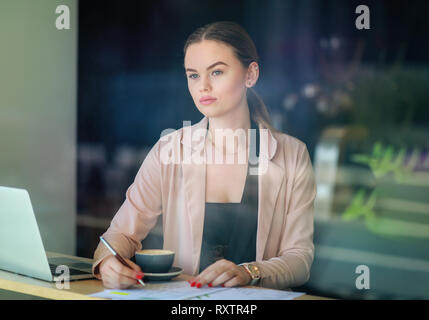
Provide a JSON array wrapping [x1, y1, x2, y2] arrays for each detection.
[[183, 21, 278, 133]]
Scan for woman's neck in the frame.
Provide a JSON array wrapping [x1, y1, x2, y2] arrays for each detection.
[[208, 107, 251, 133], [206, 104, 251, 158]]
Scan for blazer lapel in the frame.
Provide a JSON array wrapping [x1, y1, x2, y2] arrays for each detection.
[[180, 117, 208, 274], [181, 159, 205, 274], [256, 157, 285, 261]]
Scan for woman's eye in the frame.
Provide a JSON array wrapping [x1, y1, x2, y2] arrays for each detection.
[[188, 70, 223, 79]]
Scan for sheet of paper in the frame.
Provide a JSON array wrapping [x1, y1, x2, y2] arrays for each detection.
[[89, 281, 227, 300], [190, 287, 305, 300], [89, 281, 305, 300]]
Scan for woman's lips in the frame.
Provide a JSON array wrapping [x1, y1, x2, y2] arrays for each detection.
[[200, 98, 217, 105], [200, 96, 217, 105]]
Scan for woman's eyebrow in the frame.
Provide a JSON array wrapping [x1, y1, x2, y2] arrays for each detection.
[[185, 61, 229, 73]]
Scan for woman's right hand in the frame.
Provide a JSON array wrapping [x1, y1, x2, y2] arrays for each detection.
[[98, 255, 144, 289]]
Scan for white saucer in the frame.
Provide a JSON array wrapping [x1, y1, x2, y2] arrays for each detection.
[[143, 266, 183, 281]]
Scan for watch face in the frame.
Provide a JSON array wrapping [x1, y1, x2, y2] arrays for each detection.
[[248, 264, 260, 278]]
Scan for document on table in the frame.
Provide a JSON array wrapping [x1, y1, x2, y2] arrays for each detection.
[[89, 281, 305, 300], [191, 287, 305, 300]]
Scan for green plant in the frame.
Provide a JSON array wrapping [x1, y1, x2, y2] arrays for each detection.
[[341, 142, 429, 239], [342, 188, 379, 231], [351, 141, 419, 183]]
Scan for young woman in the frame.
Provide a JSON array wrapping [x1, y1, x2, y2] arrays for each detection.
[[92, 21, 317, 291]]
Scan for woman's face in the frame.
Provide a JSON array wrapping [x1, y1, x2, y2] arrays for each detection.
[[184, 40, 251, 119]]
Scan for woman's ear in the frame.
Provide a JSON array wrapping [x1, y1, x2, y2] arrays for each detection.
[[246, 62, 259, 88]]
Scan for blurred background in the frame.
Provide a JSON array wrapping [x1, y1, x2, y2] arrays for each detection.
[[1, 0, 429, 299]]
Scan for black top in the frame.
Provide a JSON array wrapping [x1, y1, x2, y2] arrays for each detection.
[[199, 119, 260, 273]]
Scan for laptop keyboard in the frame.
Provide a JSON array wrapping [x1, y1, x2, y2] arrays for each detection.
[[49, 263, 91, 276]]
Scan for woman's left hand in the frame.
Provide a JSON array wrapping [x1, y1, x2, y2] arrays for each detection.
[[188, 259, 251, 288]]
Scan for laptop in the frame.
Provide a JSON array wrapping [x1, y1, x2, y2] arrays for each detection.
[[0, 186, 94, 281]]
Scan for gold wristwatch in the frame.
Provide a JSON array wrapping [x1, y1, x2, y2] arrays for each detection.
[[239, 263, 261, 286]]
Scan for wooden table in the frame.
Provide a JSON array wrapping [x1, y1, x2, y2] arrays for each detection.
[[0, 252, 334, 300]]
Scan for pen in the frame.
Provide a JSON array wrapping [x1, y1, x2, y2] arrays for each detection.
[[99, 236, 145, 287]]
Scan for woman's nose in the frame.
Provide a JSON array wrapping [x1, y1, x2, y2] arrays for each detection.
[[199, 76, 211, 92]]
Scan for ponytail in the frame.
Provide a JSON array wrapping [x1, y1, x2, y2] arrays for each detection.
[[247, 87, 279, 133]]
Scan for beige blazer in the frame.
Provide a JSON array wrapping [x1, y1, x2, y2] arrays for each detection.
[[92, 116, 317, 290]]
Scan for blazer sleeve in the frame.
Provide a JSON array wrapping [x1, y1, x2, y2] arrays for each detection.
[[254, 143, 316, 290], [91, 140, 163, 278]]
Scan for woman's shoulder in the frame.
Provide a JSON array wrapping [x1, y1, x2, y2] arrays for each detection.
[[150, 125, 187, 152], [270, 130, 314, 179], [150, 125, 194, 165], [158, 127, 183, 144], [271, 129, 308, 155], [156, 119, 206, 146]]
